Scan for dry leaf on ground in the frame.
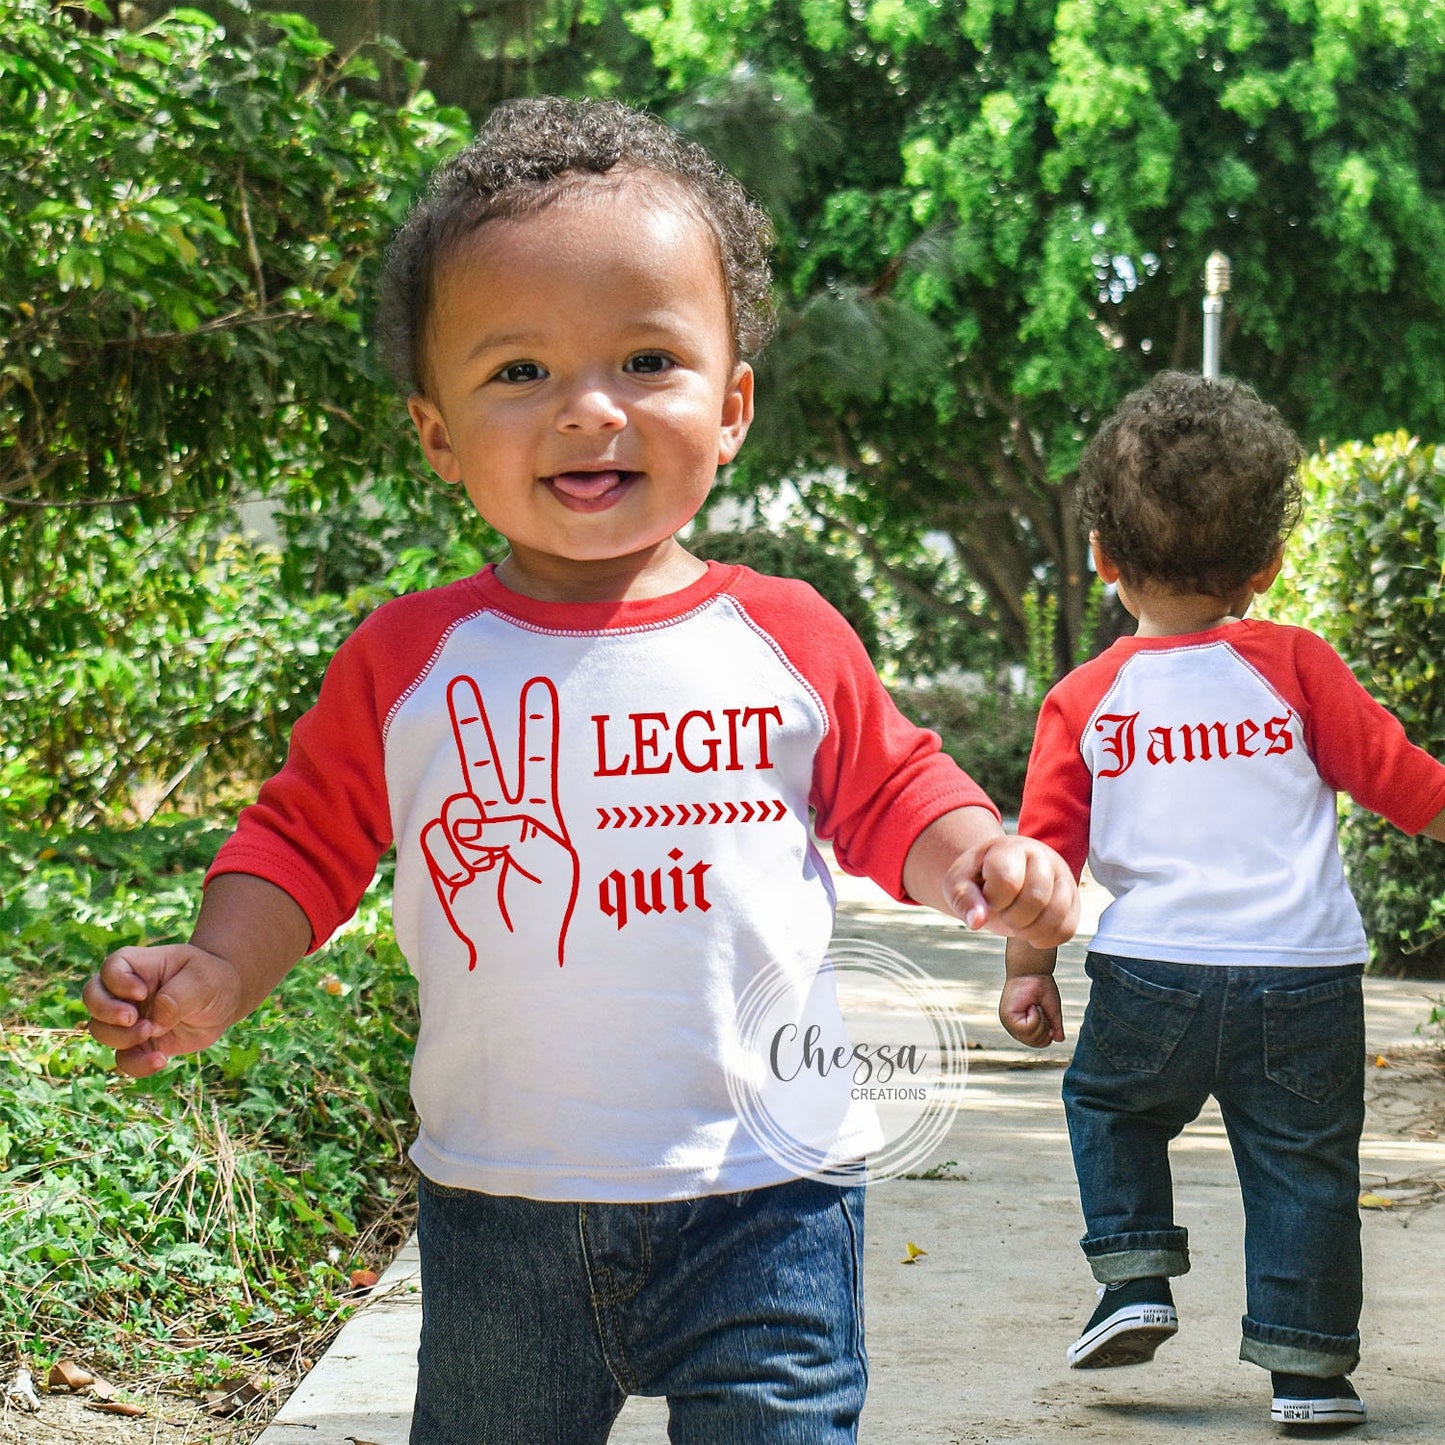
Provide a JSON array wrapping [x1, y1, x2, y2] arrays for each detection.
[[86, 1400, 146, 1417], [48, 1360, 95, 1392]]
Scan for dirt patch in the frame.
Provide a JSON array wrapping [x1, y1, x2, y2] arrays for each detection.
[[1361, 1044, 1445, 1208], [1, 1387, 261, 1445], [1369, 1044, 1445, 1135]]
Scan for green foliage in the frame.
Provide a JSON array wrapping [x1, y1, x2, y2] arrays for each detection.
[[0, 822, 417, 1385], [134, 0, 667, 120], [1269, 433, 1445, 976], [2, 532, 345, 822], [0, 0, 481, 823], [0, 0, 465, 522], [690, 518, 1011, 680], [0, 0, 464, 497], [0, 523, 495, 825], [1334, 811, 1445, 978], [887, 683, 1037, 818], [626, 0, 1445, 666], [1022, 576, 1106, 700], [1424, 997, 1445, 1048], [11, 0, 1444, 838], [1023, 586, 1060, 706]]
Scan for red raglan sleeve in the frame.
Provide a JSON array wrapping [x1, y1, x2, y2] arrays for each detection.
[[1286, 628, 1445, 834], [204, 578, 487, 949], [1016, 684, 1093, 880], [204, 615, 396, 951], [731, 573, 997, 900]]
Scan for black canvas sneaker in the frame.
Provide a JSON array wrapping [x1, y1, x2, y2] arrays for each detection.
[[1270, 1373, 1366, 1426], [1067, 1276, 1179, 1368]]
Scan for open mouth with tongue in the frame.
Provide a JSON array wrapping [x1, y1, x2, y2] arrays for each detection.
[[546, 468, 637, 510]]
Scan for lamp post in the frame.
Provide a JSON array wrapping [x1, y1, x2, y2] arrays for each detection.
[[1202, 250, 1231, 379]]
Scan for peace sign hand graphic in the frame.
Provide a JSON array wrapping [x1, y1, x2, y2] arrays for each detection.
[[421, 675, 580, 968]]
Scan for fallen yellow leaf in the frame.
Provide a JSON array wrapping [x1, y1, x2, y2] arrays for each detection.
[[901, 1241, 928, 1264], [1373, 1054, 1389, 1068], [1358, 1192, 1395, 1209]]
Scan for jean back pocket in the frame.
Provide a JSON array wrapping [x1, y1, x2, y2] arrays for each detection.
[[1084, 955, 1201, 1075], [1263, 973, 1364, 1104]]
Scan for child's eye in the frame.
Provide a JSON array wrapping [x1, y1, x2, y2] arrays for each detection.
[[494, 361, 546, 384], [625, 352, 675, 376]]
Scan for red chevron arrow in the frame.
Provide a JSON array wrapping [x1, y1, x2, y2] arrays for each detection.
[[739, 801, 755, 822], [644, 806, 659, 827], [659, 805, 674, 825], [693, 804, 708, 823]]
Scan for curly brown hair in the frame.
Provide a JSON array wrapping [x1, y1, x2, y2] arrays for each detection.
[[375, 96, 775, 396], [1077, 371, 1304, 597]]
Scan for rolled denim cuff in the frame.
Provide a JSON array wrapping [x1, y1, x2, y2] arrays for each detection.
[[1239, 1316, 1360, 1377], [1081, 1230, 1190, 1284]]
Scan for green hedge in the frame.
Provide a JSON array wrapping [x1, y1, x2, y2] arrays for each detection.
[[888, 683, 1037, 818], [1271, 433, 1445, 977]]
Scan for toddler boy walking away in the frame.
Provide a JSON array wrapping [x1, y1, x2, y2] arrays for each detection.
[[1001, 370, 1445, 1428], [85, 97, 1076, 1444]]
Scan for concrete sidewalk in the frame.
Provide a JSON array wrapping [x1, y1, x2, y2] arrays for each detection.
[[258, 868, 1445, 1444]]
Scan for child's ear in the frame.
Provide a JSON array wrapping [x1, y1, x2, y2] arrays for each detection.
[[1089, 532, 1122, 585], [407, 394, 463, 485], [1249, 544, 1286, 595], [716, 363, 754, 465]]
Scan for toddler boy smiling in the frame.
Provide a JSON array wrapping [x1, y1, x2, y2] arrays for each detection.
[[85, 97, 1076, 1442]]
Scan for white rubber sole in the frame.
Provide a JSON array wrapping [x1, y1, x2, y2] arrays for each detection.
[[1270, 1394, 1366, 1425], [1067, 1302, 1178, 1368]]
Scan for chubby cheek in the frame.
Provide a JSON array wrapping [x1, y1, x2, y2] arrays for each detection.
[[456, 472, 533, 539]]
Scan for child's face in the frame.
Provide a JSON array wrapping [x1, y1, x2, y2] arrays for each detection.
[[407, 177, 754, 601]]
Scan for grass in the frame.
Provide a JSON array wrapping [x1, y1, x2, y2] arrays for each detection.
[[0, 818, 418, 1406]]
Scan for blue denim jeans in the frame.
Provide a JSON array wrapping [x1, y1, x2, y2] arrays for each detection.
[[409, 1174, 867, 1444], [1062, 953, 1365, 1377]]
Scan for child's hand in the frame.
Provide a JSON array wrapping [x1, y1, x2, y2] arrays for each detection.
[[943, 835, 1079, 948], [83, 945, 245, 1078], [999, 973, 1065, 1047]]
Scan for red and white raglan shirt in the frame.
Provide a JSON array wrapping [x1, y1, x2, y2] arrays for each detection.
[[1019, 619, 1445, 968], [207, 562, 993, 1201]]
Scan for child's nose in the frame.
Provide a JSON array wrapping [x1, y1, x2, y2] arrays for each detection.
[[555, 378, 627, 431]]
